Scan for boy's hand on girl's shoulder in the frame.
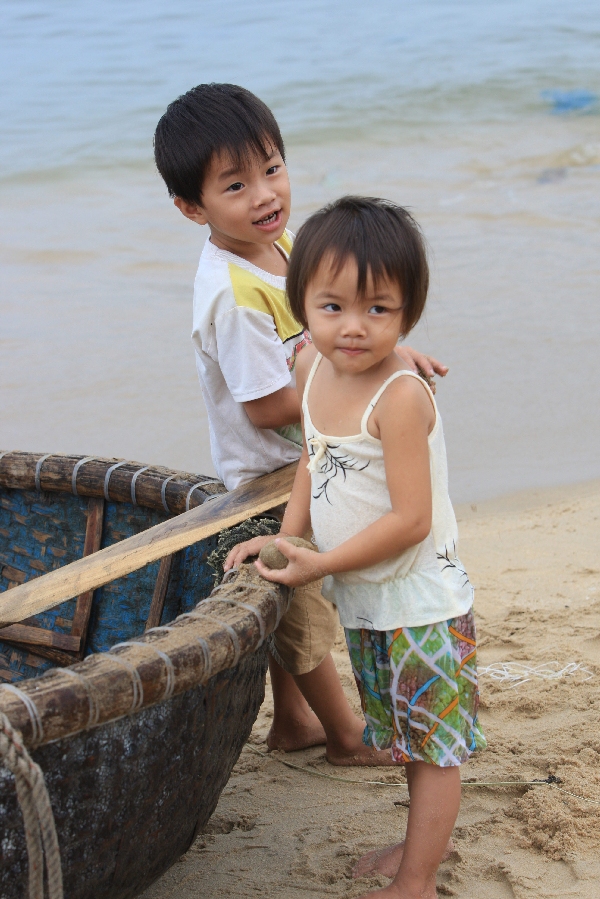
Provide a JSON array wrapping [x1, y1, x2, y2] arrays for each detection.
[[254, 538, 325, 588], [223, 535, 278, 572], [395, 345, 449, 394]]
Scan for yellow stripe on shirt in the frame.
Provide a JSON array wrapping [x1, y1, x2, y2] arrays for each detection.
[[228, 263, 304, 345], [276, 231, 293, 256]]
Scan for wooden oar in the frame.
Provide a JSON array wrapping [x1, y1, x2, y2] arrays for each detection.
[[0, 462, 296, 628]]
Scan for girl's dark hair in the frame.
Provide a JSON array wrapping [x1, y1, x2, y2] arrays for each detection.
[[154, 83, 285, 204], [287, 196, 429, 337]]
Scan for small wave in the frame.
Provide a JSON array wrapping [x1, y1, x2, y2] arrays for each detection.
[[3, 249, 98, 266]]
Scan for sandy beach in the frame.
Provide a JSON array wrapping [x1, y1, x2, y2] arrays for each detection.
[[140, 478, 600, 899], [1, 6, 598, 897]]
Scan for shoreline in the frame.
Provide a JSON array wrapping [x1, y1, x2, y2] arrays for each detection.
[[455, 475, 600, 519], [141, 477, 600, 898]]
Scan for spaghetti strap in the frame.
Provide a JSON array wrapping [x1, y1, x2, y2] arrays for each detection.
[[302, 352, 323, 414], [360, 369, 437, 437]]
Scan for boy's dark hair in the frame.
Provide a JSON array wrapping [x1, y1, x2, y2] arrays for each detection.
[[154, 83, 285, 204], [287, 196, 429, 337]]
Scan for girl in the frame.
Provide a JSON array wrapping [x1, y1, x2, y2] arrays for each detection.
[[225, 196, 486, 899]]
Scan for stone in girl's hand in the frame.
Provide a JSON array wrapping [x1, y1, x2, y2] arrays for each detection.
[[259, 536, 317, 570]]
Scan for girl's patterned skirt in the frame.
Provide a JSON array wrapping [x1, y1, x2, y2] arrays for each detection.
[[345, 608, 486, 767]]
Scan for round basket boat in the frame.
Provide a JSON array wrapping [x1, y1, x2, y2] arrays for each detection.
[[0, 451, 289, 899]]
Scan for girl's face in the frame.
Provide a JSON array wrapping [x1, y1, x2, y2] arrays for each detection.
[[304, 255, 405, 374]]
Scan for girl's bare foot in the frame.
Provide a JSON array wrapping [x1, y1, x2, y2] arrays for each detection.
[[355, 885, 437, 899], [353, 840, 454, 879], [353, 844, 406, 879]]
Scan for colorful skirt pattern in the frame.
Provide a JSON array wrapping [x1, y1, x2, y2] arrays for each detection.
[[345, 609, 486, 767]]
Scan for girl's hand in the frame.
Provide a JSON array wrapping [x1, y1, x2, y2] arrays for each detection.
[[254, 538, 326, 587], [395, 345, 448, 393], [224, 534, 281, 572]]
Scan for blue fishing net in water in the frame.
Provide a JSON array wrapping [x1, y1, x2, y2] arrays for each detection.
[[541, 89, 598, 113]]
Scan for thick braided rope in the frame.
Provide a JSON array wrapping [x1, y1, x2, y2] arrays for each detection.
[[15, 773, 44, 899], [0, 712, 63, 899]]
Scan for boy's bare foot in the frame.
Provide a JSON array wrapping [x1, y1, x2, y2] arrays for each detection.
[[325, 716, 397, 767], [352, 840, 454, 879], [267, 717, 394, 764], [266, 715, 326, 751], [267, 711, 395, 765], [326, 743, 396, 767], [267, 657, 399, 764]]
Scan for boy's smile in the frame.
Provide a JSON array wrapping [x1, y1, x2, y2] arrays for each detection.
[[252, 208, 281, 229], [175, 147, 291, 271]]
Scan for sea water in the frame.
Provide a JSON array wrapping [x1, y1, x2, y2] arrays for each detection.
[[1, 0, 599, 501]]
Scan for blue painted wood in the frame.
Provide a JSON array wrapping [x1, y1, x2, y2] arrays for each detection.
[[0, 487, 218, 680]]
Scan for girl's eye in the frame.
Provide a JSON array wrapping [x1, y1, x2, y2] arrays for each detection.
[[227, 182, 244, 192], [369, 305, 388, 314], [266, 165, 279, 175], [323, 303, 341, 312]]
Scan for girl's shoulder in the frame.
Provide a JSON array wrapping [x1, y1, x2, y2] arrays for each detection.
[[372, 369, 436, 436]]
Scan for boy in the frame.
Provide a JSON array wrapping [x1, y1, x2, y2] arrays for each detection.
[[154, 83, 446, 763]]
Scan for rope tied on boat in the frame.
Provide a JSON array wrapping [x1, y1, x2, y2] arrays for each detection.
[[0, 712, 63, 899]]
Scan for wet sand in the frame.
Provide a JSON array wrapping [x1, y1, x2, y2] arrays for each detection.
[[141, 478, 600, 898]]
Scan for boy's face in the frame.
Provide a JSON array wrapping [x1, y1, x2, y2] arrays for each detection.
[[175, 146, 291, 252]]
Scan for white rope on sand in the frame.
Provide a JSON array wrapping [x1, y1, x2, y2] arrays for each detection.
[[0, 712, 63, 899], [244, 746, 600, 807], [478, 660, 593, 689]]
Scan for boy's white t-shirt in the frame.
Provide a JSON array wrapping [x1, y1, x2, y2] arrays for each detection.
[[191, 230, 310, 490]]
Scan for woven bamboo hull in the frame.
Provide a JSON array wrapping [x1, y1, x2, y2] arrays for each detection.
[[0, 649, 267, 899], [0, 452, 290, 899]]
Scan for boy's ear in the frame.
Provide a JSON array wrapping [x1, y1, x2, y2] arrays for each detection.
[[174, 197, 208, 225]]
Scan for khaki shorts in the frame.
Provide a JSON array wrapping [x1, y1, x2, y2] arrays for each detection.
[[271, 576, 339, 675]]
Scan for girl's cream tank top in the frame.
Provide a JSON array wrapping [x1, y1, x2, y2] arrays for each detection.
[[303, 353, 473, 630]]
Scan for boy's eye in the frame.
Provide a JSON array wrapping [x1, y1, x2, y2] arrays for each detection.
[[227, 182, 244, 192], [266, 165, 279, 175]]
